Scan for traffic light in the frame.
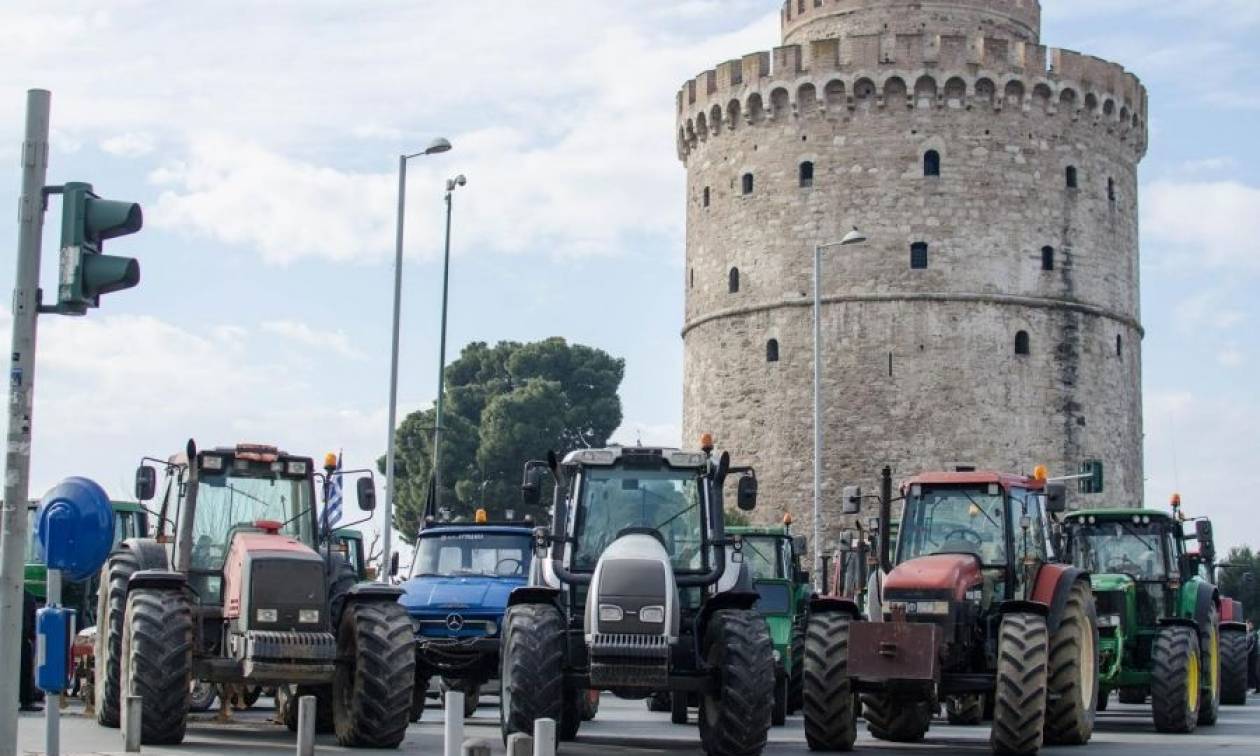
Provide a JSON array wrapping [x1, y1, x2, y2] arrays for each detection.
[[57, 181, 142, 313], [1079, 459, 1104, 494]]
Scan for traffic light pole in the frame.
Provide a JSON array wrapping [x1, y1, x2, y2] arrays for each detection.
[[0, 88, 52, 753]]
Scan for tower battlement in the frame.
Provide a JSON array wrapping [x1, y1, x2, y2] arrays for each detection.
[[781, 0, 1041, 46]]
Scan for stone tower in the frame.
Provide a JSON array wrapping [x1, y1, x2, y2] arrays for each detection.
[[676, 0, 1147, 546]]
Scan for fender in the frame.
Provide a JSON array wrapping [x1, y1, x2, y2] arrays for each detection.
[[507, 585, 562, 609], [345, 582, 403, 602], [998, 599, 1049, 618], [1030, 564, 1090, 634], [695, 586, 760, 648], [1221, 621, 1248, 632], [121, 537, 170, 571], [809, 596, 861, 620], [1191, 582, 1218, 629], [128, 570, 187, 591], [1159, 616, 1199, 632]]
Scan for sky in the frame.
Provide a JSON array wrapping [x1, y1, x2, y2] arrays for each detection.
[[0, 0, 1257, 561]]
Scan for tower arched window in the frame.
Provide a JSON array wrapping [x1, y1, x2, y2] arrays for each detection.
[[766, 339, 780, 363], [910, 242, 928, 269], [1066, 166, 1078, 189], [923, 150, 941, 177], [703, 186, 710, 207], [1014, 331, 1030, 356], [728, 267, 740, 293], [1041, 246, 1055, 271], [799, 161, 814, 188], [742, 173, 754, 195]]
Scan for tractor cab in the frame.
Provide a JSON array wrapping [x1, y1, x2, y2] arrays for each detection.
[[1061, 509, 1180, 627]]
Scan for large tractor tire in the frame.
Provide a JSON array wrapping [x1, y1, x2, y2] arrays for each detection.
[[699, 609, 775, 756], [1221, 627, 1249, 705], [95, 549, 140, 727], [990, 612, 1049, 755], [647, 691, 671, 712], [278, 684, 334, 733], [945, 694, 984, 725], [122, 587, 193, 745], [863, 692, 932, 742], [1151, 625, 1201, 733], [332, 601, 416, 748], [1196, 608, 1221, 726], [326, 555, 357, 632], [559, 685, 583, 741], [411, 674, 430, 722], [189, 681, 217, 713], [501, 603, 565, 745], [1044, 579, 1099, 745], [802, 612, 857, 751], [788, 629, 805, 713]]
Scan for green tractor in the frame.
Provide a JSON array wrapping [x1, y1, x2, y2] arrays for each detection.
[[25, 500, 150, 611], [1060, 503, 1223, 732], [331, 528, 369, 580], [728, 521, 812, 725]]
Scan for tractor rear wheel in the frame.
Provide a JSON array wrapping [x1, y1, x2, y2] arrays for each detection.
[[945, 694, 984, 725], [95, 549, 140, 727], [863, 692, 932, 741], [802, 612, 856, 751], [1044, 579, 1099, 745], [411, 674, 430, 722], [278, 684, 334, 733], [699, 609, 774, 756], [332, 601, 416, 747], [1197, 607, 1221, 726], [788, 628, 804, 713], [122, 587, 193, 745], [1221, 627, 1249, 705], [501, 603, 565, 745], [189, 681, 216, 713], [990, 612, 1049, 755], [1151, 625, 1200, 733], [671, 691, 689, 724]]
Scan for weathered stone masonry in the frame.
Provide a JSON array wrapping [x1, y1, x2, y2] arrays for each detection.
[[676, 0, 1147, 550]]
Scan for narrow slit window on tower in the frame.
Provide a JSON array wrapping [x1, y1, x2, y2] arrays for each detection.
[[1041, 246, 1055, 271], [1108, 177, 1116, 202], [766, 338, 780, 363], [1115, 334, 1122, 357], [910, 242, 928, 269], [799, 161, 814, 188], [1014, 330, 1030, 356], [923, 150, 941, 177], [702, 186, 710, 207], [728, 267, 740, 293], [1066, 165, 1078, 189], [689, 268, 694, 289], [742, 172, 754, 195]]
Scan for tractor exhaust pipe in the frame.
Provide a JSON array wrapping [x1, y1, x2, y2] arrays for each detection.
[[878, 465, 893, 575], [175, 438, 199, 573]]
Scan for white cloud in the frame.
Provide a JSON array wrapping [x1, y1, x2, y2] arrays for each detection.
[[100, 131, 155, 157], [1143, 180, 1260, 270], [1216, 345, 1244, 367], [1169, 288, 1246, 334], [262, 319, 364, 360]]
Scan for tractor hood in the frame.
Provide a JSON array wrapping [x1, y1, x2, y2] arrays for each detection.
[[1090, 572, 1136, 593], [398, 574, 523, 616], [884, 553, 982, 601]]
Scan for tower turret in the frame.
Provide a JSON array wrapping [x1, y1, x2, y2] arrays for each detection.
[[781, 0, 1041, 46]]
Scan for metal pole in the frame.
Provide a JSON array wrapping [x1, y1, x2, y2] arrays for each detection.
[[122, 695, 141, 752], [443, 689, 464, 756], [43, 569, 61, 756], [381, 155, 407, 582], [296, 694, 316, 756], [433, 190, 454, 513], [0, 88, 51, 751], [811, 243, 823, 590]]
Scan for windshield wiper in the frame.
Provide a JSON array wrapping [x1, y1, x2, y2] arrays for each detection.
[[655, 502, 698, 532], [958, 489, 1002, 530]]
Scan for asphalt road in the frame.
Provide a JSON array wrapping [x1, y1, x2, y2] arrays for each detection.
[[16, 693, 1260, 755]]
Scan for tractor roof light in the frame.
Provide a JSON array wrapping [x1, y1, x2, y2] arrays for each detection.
[[1032, 464, 1048, 482], [700, 432, 715, 453], [285, 460, 309, 476], [665, 450, 706, 468], [475, 508, 488, 524], [324, 452, 338, 469], [236, 443, 279, 462], [200, 454, 224, 472], [783, 513, 793, 526]]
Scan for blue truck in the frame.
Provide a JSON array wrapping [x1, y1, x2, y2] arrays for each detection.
[[398, 513, 534, 720]]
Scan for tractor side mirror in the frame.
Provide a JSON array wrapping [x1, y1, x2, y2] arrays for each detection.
[[1045, 483, 1067, 514], [135, 465, 156, 501], [356, 477, 376, 512], [842, 486, 862, 515], [522, 463, 545, 509], [736, 474, 758, 511], [389, 551, 400, 578]]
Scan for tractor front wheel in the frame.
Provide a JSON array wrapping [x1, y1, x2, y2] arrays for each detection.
[[332, 601, 416, 747], [802, 612, 857, 751], [1197, 608, 1221, 726], [863, 692, 932, 742], [278, 684, 334, 733], [699, 609, 775, 756], [788, 628, 805, 713], [121, 587, 193, 745], [1221, 627, 1249, 705], [1151, 625, 1201, 733], [1044, 579, 1099, 745], [500, 603, 565, 745], [945, 694, 984, 725], [990, 612, 1049, 755], [95, 549, 140, 727]]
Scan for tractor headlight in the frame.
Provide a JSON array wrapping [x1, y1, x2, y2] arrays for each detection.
[[1098, 614, 1121, 628], [639, 605, 665, 624], [286, 460, 308, 476], [256, 608, 278, 623], [298, 609, 320, 624], [486, 620, 498, 636], [200, 454, 224, 471], [965, 588, 983, 602], [598, 605, 624, 622]]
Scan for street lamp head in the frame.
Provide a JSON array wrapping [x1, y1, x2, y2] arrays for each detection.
[[446, 174, 467, 192], [424, 138, 452, 155], [840, 227, 867, 246]]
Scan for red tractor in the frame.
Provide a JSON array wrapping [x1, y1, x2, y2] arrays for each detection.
[[804, 467, 1099, 755], [93, 440, 414, 747]]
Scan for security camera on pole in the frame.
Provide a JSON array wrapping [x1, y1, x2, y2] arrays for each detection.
[[0, 90, 146, 753]]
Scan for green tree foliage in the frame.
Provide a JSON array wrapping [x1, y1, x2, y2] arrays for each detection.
[[381, 338, 624, 542], [1217, 545, 1260, 625]]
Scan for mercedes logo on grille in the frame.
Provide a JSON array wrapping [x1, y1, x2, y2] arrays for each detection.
[[445, 613, 465, 631]]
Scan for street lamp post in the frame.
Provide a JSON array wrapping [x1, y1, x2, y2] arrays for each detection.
[[382, 137, 451, 583], [812, 227, 867, 590], [432, 174, 466, 515]]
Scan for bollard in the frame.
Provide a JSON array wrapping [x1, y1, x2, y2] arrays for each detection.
[[532, 718, 556, 756], [123, 695, 142, 752], [444, 690, 465, 756], [507, 732, 534, 756], [296, 695, 316, 756], [462, 737, 492, 756]]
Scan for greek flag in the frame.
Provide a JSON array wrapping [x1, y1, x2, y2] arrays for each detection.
[[323, 452, 344, 530]]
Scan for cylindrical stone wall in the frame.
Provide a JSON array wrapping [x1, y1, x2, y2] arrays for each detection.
[[676, 0, 1147, 549]]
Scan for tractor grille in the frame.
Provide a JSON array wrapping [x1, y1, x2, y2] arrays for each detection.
[[244, 630, 336, 663], [588, 633, 671, 689], [1095, 590, 1125, 617]]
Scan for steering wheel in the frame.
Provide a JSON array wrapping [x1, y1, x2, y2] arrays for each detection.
[[941, 527, 984, 547], [495, 557, 523, 576]]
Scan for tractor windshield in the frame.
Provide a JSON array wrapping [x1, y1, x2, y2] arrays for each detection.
[[573, 467, 704, 572], [742, 535, 789, 580], [188, 471, 314, 572], [1067, 520, 1169, 580], [411, 531, 532, 578], [898, 485, 1007, 566]]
